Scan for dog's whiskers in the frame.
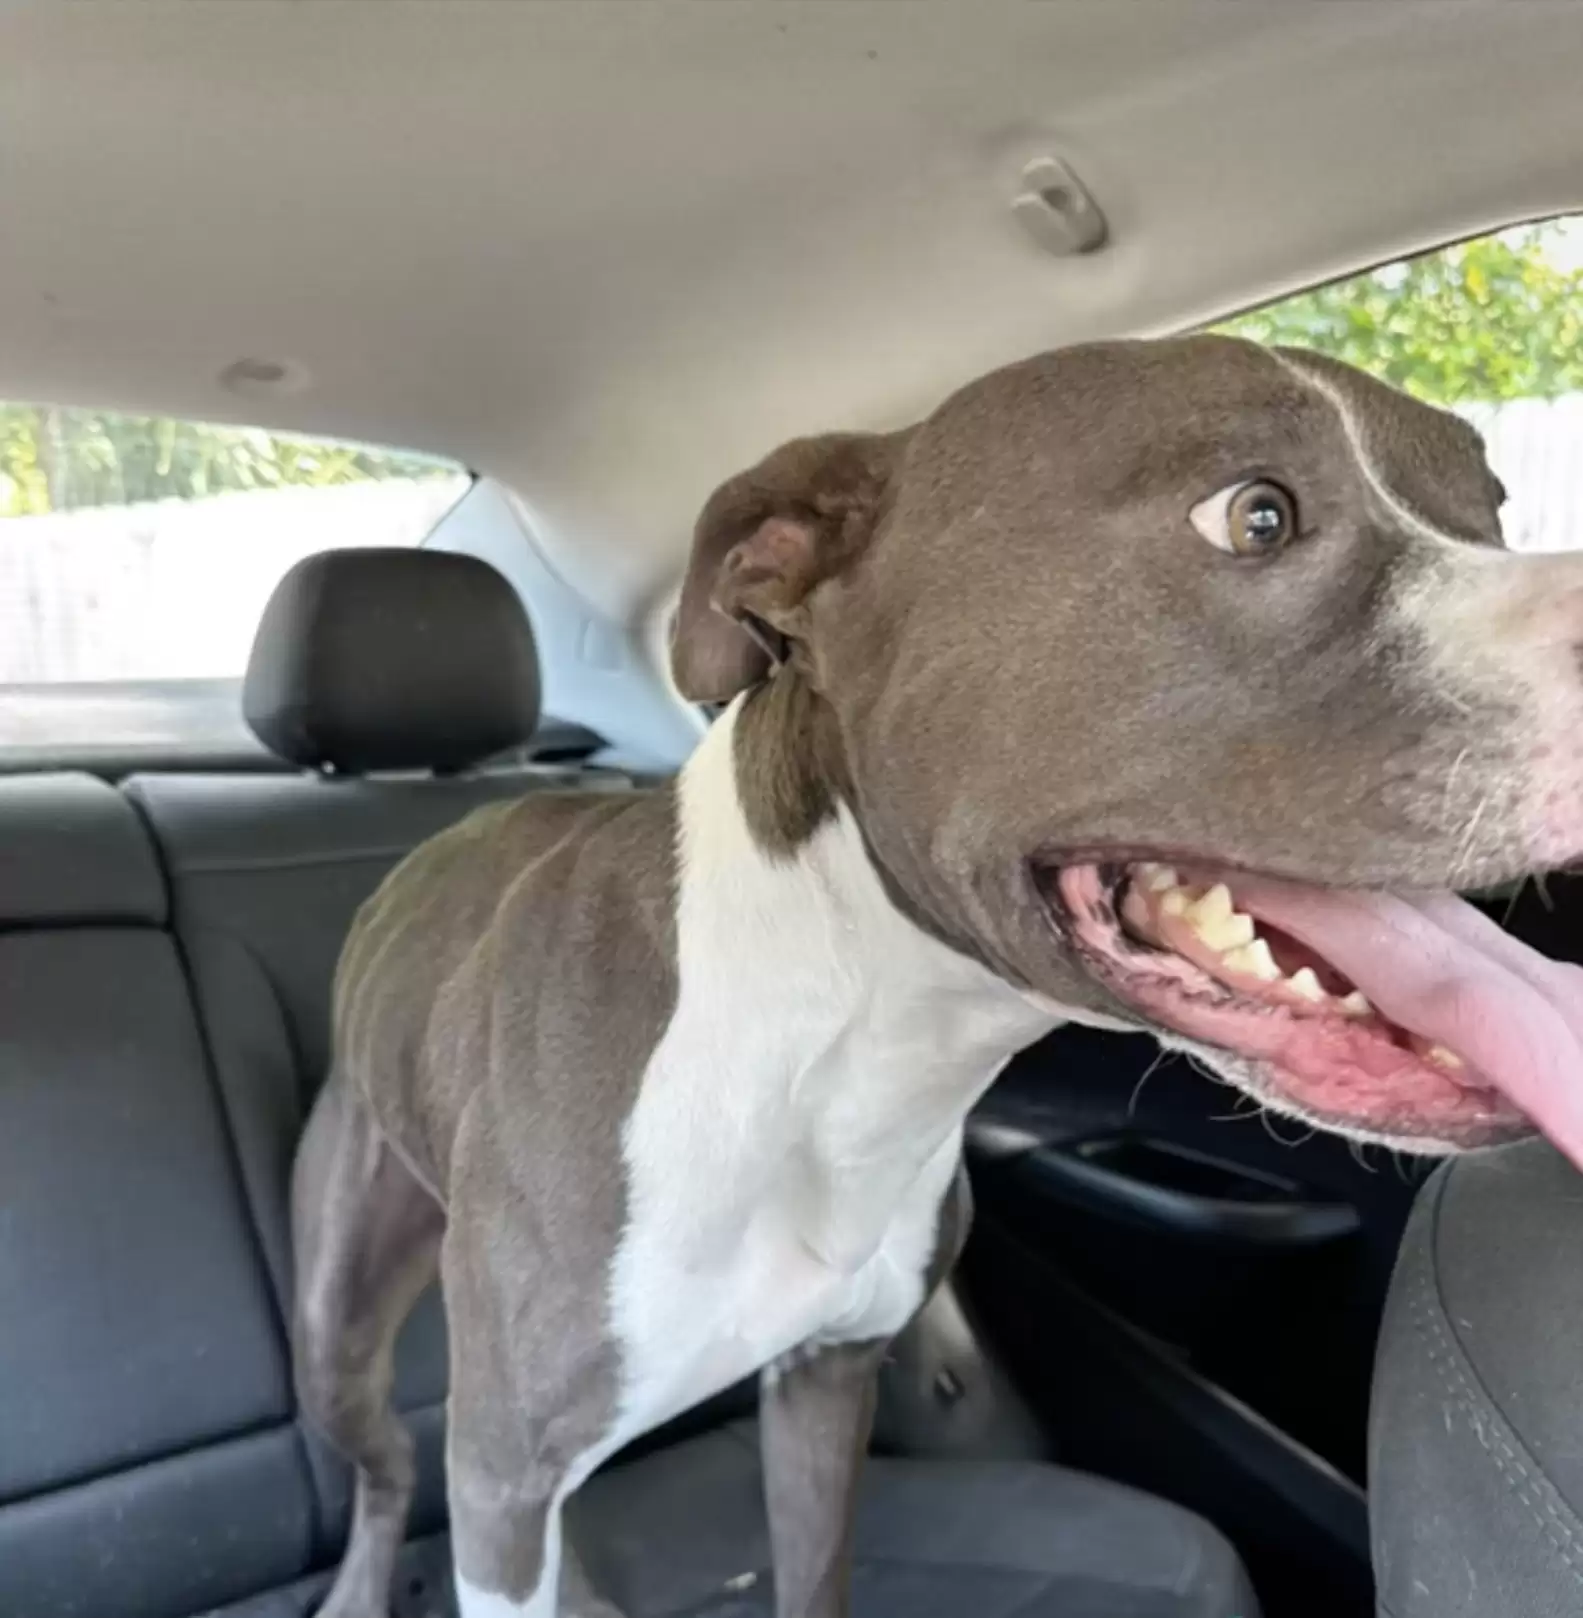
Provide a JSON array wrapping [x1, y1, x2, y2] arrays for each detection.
[[1451, 786, 1496, 889], [1391, 1148, 1424, 1185], [1440, 746, 1471, 832], [1259, 1110, 1316, 1149], [1184, 1052, 1222, 1086], [1128, 1049, 1171, 1120], [1207, 1086, 1266, 1125], [1347, 1138, 1379, 1175]]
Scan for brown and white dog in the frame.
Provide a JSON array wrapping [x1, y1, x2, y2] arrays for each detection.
[[292, 335, 1583, 1618]]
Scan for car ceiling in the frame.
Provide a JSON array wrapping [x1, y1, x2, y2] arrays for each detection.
[[7, 2, 1583, 632]]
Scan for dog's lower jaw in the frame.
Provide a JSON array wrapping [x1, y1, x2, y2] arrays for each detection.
[[1030, 858, 1545, 1153], [1146, 1030, 1481, 1157]]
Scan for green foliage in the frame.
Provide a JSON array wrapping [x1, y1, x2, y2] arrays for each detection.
[[1216, 224, 1583, 406], [0, 404, 454, 518]]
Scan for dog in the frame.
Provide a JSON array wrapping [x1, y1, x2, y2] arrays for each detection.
[[292, 333, 1583, 1618]]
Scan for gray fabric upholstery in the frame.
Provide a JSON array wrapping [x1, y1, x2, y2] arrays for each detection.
[[208, 1425, 1258, 1618], [570, 1423, 1259, 1618], [1370, 1138, 1583, 1617], [0, 1432, 313, 1618], [0, 776, 312, 1618], [0, 758, 1264, 1617], [124, 764, 577, 1548], [0, 758, 1260, 1612], [0, 769, 166, 924]]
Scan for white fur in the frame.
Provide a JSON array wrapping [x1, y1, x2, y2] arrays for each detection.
[[607, 700, 1059, 1434], [455, 1448, 613, 1618], [457, 1570, 547, 1618], [462, 700, 1065, 1615]]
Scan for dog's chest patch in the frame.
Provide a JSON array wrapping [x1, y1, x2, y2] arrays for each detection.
[[593, 705, 1058, 1448], [607, 1132, 957, 1438]]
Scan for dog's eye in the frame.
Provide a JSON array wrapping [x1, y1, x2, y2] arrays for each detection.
[[1190, 480, 1299, 557]]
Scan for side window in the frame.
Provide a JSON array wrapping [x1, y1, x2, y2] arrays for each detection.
[[0, 406, 470, 754], [1216, 218, 1583, 553]]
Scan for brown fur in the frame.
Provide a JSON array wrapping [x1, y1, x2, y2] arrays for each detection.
[[732, 672, 852, 856], [674, 430, 911, 704], [295, 788, 678, 1614], [295, 332, 1568, 1618], [676, 335, 1524, 1017]]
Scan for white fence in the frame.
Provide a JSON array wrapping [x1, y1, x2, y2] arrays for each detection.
[[0, 476, 469, 684], [1457, 396, 1583, 554]]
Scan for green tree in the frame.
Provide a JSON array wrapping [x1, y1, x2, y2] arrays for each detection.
[[1216, 224, 1583, 407]]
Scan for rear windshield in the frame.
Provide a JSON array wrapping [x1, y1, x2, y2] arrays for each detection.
[[0, 403, 471, 764]]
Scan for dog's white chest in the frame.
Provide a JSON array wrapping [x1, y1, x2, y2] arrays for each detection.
[[600, 712, 1059, 1446], [607, 1124, 958, 1437]]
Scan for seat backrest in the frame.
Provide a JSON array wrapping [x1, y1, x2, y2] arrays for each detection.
[[0, 773, 314, 1618], [0, 545, 1031, 1617], [125, 546, 595, 1553], [0, 546, 579, 1617], [126, 765, 589, 1545]]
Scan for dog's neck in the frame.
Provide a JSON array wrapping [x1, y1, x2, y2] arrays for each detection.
[[662, 697, 1061, 1270]]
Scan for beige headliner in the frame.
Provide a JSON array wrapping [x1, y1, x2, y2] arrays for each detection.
[[7, 2, 1583, 626]]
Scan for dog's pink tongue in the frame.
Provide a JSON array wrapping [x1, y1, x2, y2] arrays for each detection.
[[1229, 876, 1583, 1168]]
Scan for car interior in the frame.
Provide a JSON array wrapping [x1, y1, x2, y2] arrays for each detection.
[[6, 6, 1583, 1617]]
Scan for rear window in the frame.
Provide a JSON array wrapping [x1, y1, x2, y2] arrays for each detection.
[[0, 405, 470, 762]]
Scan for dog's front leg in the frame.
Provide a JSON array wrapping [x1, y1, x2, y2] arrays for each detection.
[[760, 1338, 889, 1618], [442, 1211, 621, 1618]]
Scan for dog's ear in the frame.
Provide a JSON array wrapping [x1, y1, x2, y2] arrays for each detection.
[[671, 430, 909, 704]]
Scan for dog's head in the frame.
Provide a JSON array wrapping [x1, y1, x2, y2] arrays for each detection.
[[672, 335, 1583, 1162]]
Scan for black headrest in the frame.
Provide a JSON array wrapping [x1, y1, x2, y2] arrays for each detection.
[[243, 548, 540, 774]]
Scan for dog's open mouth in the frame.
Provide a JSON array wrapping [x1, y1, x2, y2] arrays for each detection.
[[1034, 858, 1583, 1158]]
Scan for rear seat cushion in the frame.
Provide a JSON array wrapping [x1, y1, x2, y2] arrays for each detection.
[[0, 774, 314, 1618], [209, 1424, 1260, 1618], [571, 1423, 1259, 1618]]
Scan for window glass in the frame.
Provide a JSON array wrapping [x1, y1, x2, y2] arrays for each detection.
[[0, 406, 469, 688], [1216, 217, 1583, 552]]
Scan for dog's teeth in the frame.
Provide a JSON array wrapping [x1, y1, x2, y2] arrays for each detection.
[[1340, 991, 1372, 1018], [1223, 939, 1281, 981], [1140, 864, 1180, 894], [1197, 910, 1256, 951], [1427, 1044, 1466, 1071], [1159, 889, 1190, 917], [1287, 967, 1326, 1003], [1187, 884, 1235, 928]]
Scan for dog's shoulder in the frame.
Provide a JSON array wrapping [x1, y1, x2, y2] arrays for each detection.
[[346, 784, 676, 974], [331, 784, 681, 1184]]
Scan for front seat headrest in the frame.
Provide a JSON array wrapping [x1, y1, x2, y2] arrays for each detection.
[[243, 547, 541, 774]]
